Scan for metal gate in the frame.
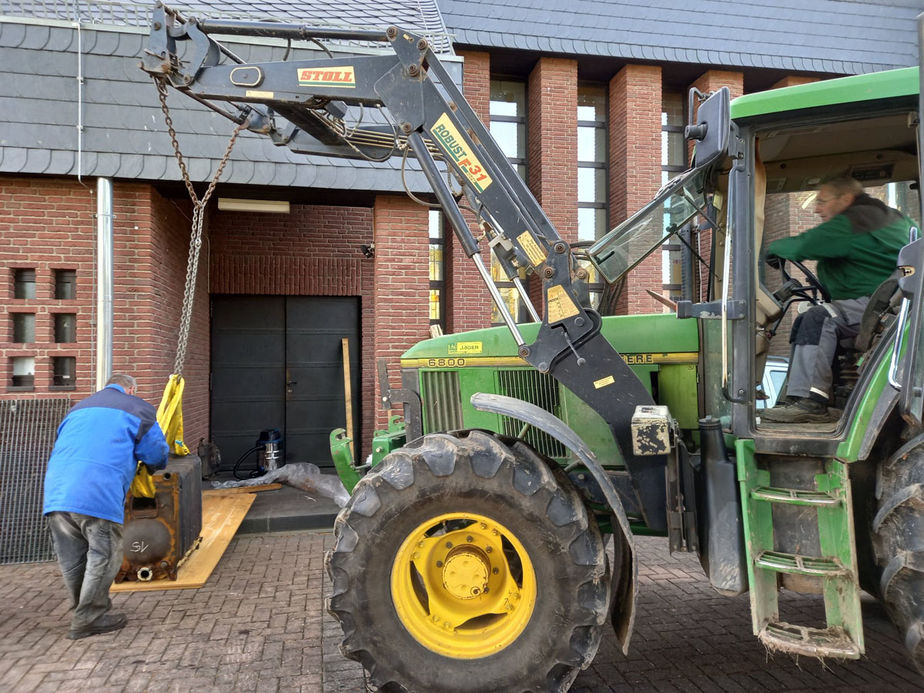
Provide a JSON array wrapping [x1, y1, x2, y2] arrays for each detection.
[[0, 398, 71, 564], [210, 295, 360, 473]]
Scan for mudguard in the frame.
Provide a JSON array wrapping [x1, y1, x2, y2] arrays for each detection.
[[470, 392, 638, 654]]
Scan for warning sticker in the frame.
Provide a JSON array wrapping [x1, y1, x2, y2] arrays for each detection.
[[546, 285, 580, 323], [448, 341, 483, 355], [517, 231, 547, 267], [594, 375, 615, 389]]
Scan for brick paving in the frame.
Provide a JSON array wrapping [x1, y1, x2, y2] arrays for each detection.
[[1, 531, 920, 692]]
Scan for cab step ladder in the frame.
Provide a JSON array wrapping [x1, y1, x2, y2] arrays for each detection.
[[736, 439, 863, 658]]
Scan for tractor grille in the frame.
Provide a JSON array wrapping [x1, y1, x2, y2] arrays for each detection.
[[421, 370, 463, 432], [0, 398, 71, 564], [497, 370, 566, 458]]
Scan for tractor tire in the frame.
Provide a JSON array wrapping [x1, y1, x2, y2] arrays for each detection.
[[325, 430, 610, 693], [872, 436, 924, 674]]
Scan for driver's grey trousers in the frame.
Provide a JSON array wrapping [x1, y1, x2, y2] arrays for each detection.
[[786, 297, 869, 402]]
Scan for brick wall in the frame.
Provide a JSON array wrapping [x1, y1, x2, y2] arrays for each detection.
[[448, 50, 494, 334], [527, 57, 578, 313], [209, 202, 375, 444], [1, 176, 95, 399], [0, 176, 210, 445], [608, 65, 663, 314], [372, 195, 431, 428]]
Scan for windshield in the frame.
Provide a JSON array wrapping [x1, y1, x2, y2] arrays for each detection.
[[588, 167, 709, 283]]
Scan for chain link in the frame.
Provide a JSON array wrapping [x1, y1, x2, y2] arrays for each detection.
[[154, 75, 246, 375]]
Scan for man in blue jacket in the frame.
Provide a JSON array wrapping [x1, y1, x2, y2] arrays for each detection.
[[43, 373, 168, 640]]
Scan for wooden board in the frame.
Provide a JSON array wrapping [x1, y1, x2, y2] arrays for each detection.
[[110, 491, 256, 592]]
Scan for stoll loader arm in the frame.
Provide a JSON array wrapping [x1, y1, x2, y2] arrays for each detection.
[[140, 3, 671, 531]]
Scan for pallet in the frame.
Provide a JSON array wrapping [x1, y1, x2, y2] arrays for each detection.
[[110, 490, 256, 592]]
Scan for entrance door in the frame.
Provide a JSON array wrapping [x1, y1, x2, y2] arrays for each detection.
[[211, 295, 360, 472]]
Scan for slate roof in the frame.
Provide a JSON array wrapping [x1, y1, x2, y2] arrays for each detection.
[[0, 0, 453, 191], [440, 0, 922, 76]]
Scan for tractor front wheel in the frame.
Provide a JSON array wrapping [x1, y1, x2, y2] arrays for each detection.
[[325, 430, 610, 692]]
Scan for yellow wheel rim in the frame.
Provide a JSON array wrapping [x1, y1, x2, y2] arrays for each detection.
[[391, 511, 537, 659]]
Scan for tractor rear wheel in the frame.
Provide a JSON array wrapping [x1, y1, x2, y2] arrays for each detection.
[[872, 437, 924, 674], [325, 430, 610, 692]]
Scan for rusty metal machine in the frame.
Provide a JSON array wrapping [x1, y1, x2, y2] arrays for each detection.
[[117, 456, 202, 582]]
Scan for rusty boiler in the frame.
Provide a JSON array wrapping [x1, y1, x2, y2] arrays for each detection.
[[117, 456, 202, 582]]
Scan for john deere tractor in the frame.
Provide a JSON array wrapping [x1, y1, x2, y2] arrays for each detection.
[[144, 7, 924, 690]]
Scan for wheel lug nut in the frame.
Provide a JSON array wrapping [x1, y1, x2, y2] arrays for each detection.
[[466, 536, 473, 543], [436, 560, 443, 567], [445, 541, 453, 548]]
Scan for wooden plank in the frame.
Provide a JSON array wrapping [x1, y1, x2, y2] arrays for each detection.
[[341, 337, 354, 457], [110, 492, 255, 592], [205, 483, 282, 495]]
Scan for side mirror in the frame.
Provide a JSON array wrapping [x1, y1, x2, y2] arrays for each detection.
[[685, 87, 730, 169]]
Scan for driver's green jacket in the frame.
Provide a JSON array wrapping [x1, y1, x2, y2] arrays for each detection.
[[767, 194, 912, 300]]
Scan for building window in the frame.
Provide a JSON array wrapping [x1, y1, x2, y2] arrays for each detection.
[[490, 79, 529, 325], [54, 314, 77, 343], [577, 85, 608, 242], [54, 270, 77, 299], [489, 80, 526, 180], [11, 356, 34, 388], [12, 313, 35, 343], [428, 210, 445, 331], [52, 356, 76, 388], [14, 268, 36, 299], [577, 85, 608, 309], [662, 92, 688, 303]]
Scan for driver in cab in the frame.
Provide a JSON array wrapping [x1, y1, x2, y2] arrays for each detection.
[[762, 175, 912, 424]]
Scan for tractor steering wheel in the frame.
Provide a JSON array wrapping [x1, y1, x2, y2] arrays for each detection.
[[767, 256, 831, 305]]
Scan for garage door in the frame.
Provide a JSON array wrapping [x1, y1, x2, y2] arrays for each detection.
[[210, 295, 360, 472]]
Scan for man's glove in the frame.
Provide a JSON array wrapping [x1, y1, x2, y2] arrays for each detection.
[[765, 254, 784, 270]]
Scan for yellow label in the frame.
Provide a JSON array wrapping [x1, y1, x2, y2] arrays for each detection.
[[430, 114, 493, 192], [246, 90, 275, 99], [296, 66, 356, 88], [448, 341, 483, 355], [546, 285, 580, 323], [594, 375, 615, 389], [517, 231, 547, 266]]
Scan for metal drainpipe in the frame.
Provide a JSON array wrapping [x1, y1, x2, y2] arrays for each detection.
[[95, 177, 113, 390]]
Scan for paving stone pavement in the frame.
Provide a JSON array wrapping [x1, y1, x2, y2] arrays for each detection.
[[0, 531, 920, 692]]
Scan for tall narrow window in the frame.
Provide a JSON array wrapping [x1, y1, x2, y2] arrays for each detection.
[[12, 313, 35, 343], [52, 357, 76, 388], [662, 92, 687, 303], [490, 79, 528, 325], [54, 314, 77, 343], [14, 269, 36, 299], [428, 210, 445, 331], [54, 270, 76, 299], [577, 85, 608, 309], [11, 356, 34, 388]]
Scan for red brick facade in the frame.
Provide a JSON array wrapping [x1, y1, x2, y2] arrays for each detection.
[[448, 50, 494, 334], [2, 56, 821, 456], [609, 65, 663, 314]]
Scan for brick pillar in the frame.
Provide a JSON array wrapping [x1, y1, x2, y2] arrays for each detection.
[[373, 195, 431, 428], [608, 65, 662, 314], [446, 50, 494, 334], [527, 57, 578, 314], [771, 75, 820, 89]]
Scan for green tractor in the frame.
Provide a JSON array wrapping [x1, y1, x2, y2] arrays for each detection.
[[142, 8, 923, 690], [327, 69, 924, 689]]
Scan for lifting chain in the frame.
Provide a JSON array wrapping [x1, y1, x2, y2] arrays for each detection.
[[154, 75, 246, 375]]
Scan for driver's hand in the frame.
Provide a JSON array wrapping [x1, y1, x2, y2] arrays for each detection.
[[766, 254, 784, 269]]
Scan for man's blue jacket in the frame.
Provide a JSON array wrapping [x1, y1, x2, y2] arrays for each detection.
[[43, 384, 169, 523]]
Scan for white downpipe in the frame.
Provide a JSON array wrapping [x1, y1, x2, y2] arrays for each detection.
[[95, 178, 113, 390]]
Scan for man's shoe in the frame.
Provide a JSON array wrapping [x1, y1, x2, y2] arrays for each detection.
[[760, 397, 838, 424], [67, 612, 127, 640]]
